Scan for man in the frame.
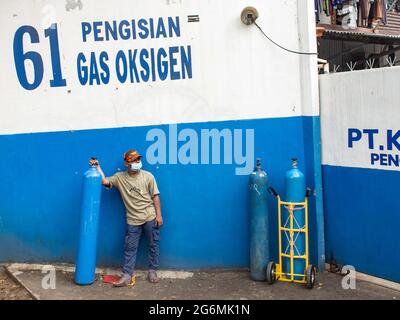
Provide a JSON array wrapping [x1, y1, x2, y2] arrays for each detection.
[[90, 150, 163, 287]]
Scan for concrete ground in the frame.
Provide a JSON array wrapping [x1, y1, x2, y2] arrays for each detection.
[[2, 264, 400, 300], [0, 266, 33, 300]]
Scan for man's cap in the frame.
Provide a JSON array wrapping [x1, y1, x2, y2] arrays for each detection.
[[123, 150, 142, 162]]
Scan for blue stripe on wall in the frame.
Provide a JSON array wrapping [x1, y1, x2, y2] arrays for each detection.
[[302, 116, 325, 271], [323, 164, 400, 282], [0, 116, 321, 269]]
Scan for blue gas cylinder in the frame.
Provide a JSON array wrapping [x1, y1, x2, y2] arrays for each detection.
[[283, 158, 306, 280], [75, 163, 102, 285], [249, 158, 270, 281]]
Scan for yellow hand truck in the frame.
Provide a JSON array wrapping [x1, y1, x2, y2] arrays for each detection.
[[266, 187, 316, 289]]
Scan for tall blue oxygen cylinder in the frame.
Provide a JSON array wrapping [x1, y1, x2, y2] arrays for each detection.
[[249, 158, 269, 281], [283, 158, 306, 280], [75, 164, 102, 285]]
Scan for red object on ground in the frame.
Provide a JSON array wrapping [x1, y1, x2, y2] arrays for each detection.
[[102, 275, 121, 284]]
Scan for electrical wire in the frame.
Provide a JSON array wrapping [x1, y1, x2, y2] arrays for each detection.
[[254, 21, 318, 56]]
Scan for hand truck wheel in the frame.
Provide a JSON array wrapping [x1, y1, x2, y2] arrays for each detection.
[[305, 265, 316, 289], [266, 261, 277, 284]]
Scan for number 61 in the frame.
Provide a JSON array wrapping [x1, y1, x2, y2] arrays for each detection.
[[13, 23, 67, 90]]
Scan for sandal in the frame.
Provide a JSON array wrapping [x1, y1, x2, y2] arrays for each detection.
[[112, 274, 132, 287], [148, 270, 159, 283]]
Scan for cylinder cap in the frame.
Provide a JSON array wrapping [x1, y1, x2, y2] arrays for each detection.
[[291, 158, 298, 168]]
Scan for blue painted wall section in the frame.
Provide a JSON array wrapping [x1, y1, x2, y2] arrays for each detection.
[[0, 116, 322, 269], [323, 165, 400, 282], [302, 117, 325, 271]]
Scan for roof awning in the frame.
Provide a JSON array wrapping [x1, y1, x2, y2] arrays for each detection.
[[318, 23, 400, 45]]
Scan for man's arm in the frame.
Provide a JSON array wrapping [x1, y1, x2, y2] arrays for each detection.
[[97, 165, 111, 187], [89, 159, 111, 187], [153, 194, 163, 228]]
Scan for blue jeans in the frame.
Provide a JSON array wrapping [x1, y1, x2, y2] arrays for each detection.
[[122, 219, 160, 276]]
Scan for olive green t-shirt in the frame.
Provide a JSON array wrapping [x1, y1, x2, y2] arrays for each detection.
[[107, 170, 160, 226]]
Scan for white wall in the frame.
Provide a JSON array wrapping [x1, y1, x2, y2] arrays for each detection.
[[320, 66, 400, 172], [0, 0, 317, 135]]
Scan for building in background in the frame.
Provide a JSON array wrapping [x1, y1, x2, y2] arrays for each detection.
[[0, 1, 324, 271], [316, 0, 400, 71]]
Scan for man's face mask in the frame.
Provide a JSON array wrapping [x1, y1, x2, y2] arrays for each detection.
[[130, 161, 142, 171]]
